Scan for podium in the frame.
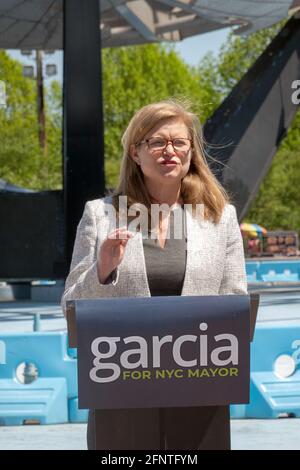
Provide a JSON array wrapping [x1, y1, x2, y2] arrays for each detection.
[[66, 294, 259, 450]]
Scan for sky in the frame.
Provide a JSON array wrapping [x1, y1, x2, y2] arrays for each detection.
[[173, 27, 230, 66], [6, 26, 231, 85]]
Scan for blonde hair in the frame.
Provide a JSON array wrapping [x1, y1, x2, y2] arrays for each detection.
[[112, 99, 230, 224]]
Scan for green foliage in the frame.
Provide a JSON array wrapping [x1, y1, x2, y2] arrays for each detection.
[[0, 45, 219, 190], [215, 21, 285, 97], [0, 50, 41, 188], [0, 50, 63, 189], [102, 44, 218, 187], [246, 112, 300, 233], [43, 80, 63, 189]]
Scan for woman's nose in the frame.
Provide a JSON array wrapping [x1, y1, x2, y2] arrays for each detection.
[[164, 142, 175, 154]]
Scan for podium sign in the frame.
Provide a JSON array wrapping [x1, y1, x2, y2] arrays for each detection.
[[74, 295, 251, 410]]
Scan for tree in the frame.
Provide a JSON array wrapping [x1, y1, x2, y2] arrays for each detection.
[[246, 115, 300, 232], [0, 45, 219, 190], [43, 80, 63, 189], [102, 43, 219, 187], [0, 50, 41, 188], [0, 50, 63, 190]]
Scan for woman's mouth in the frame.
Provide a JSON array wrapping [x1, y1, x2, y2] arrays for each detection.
[[160, 160, 177, 165]]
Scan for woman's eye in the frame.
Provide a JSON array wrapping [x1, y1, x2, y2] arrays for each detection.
[[173, 139, 186, 147], [151, 140, 165, 147]]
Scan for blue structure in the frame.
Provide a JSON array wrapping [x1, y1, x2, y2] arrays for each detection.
[[1, 261, 300, 425], [231, 322, 300, 418], [0, 331, 88, 425], [246, 260, 300, 283], [1, 324, 300, 424]]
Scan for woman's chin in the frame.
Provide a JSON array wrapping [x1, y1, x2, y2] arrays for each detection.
[[159, 173, 181, 183], [158, 166, 181, 178]]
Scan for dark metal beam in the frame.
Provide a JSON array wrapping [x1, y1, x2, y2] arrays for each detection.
[[63, 0, 105, 271], [204, 16, 300, 221]]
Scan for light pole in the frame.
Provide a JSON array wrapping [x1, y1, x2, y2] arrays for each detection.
[[36, 50, 46, 152], [21, 50, 57, 155]]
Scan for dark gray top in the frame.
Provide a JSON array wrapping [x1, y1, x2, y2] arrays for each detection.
[[142, 206, 187, 296]]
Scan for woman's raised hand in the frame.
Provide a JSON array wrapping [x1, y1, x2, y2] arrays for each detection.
[[97, 227, 134, 283]]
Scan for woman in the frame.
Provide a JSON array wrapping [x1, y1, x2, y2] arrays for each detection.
[[61, 99, 248, 450]]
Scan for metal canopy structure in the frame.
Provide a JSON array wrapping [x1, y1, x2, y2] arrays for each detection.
[[0, 0, 300, 50]]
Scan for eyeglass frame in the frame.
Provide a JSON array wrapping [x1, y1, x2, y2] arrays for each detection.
[[135, 137, 193, 154]]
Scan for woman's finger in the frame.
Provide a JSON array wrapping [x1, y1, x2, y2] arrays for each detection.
[[107, 230, 134, 240]]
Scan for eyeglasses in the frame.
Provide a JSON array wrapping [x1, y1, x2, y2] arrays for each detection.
[[137, 137, 192, 154]]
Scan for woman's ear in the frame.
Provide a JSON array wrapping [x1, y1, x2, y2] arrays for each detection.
[[129, 144, 140, 165]]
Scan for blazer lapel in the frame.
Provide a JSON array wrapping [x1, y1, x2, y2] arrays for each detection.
[[119, 230, 151, 297], [181, 207, 209, 296], [113, 202, 210, 298]]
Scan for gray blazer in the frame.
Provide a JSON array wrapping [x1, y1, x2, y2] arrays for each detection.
[[61, 196, 248, 315]]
